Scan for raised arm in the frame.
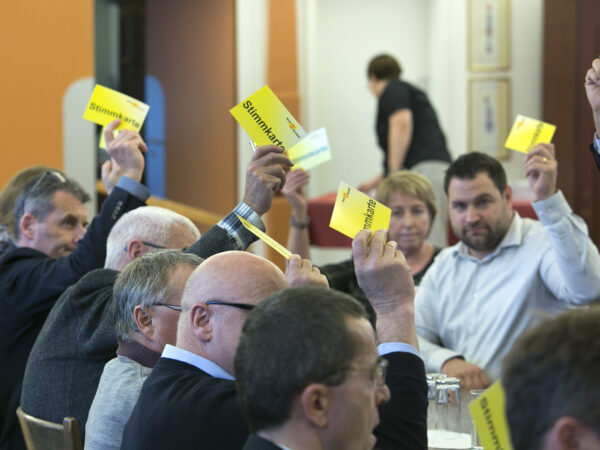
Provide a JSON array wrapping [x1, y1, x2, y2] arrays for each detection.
[[281, 169, 311, 258]]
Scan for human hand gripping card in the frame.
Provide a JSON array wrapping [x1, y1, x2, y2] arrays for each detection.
[[329, 182, 391, 239], [230, 86, 332, 171], [83, 84, 150, 148], [504, 115, 556, 154]]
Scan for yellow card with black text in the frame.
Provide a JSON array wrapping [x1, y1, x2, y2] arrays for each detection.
[[329, 182, 391, 239], [469, 381, 513, 450], [83, 84, 149, 149], [504, 115, 556, 154], [230, 85, 306, 150], [235, 214, 292, 260]]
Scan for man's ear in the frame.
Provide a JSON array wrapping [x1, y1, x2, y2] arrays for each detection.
[[503, 185, 513, 207], [544, 416, 590, 450], [19, 213, 37, 241], [125, 239, 146, 261], [190, 303, 212, 342], [134, 305, 154, 340], [300, 384, 331, 428]]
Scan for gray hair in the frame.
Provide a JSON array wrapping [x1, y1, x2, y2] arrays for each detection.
[[113, 249, 203, 343], [104, 206, 201, 269], [13, 171, 90, 238]]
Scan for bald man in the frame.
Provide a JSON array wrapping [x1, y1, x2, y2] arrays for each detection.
[[121, 251, 327, 450]]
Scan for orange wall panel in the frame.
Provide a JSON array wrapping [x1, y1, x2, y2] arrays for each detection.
[[0, 1, 94, 188]]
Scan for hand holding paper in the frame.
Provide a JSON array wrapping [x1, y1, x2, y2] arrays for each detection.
[[286, 254, 328, 288], [243, 145, 293, 216], [104, 120, 147, 183], [524, 143, 557, 201]]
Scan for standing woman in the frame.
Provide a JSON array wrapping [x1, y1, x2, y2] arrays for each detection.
[[359, 54, 451, 247]]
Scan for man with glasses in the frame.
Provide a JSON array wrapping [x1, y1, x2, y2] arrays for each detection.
[[85, 250, 202, 450], [235, 229, 427, 450], [0, 121, 149, 450], [20, 144, 293, 438], [121, 250, 329, 450]]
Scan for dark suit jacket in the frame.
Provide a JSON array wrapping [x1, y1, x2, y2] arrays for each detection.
[[0, 186, 145, 450], [590, 143, 600, 171], [121, 358, 249, 450], [122, 352, 427, 450], [242, 435, 283, 450], [20, 224, 242, 440]]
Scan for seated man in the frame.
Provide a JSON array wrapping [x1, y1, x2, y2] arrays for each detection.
[[235, 229, 427, 450], [121, 250, 328, 450], [503, 307, 600, 450], [85, 250, 202, 450], [415, 145, 600, 389], [0, 121, 149, 449], [20, 145, 292, 434]]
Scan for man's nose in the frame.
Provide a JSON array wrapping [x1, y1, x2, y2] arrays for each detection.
[[74, 225, 86, 242], [465, 205, 480, 224]]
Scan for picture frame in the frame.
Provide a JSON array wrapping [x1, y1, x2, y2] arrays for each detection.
[[468, 0, 510, 71], [468, 78, 511, 160]]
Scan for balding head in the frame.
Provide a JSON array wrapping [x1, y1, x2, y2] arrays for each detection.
[[177, 251, 289, 375], [105, 206, 201, 271]]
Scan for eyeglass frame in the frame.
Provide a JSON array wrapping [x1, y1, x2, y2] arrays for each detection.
[[326, 356, 389, 387], [153, 303, 183, 312], [204, 300, 256, 311]]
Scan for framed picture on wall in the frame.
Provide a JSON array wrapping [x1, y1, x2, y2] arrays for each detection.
[[468, 0, 510, 71], [468, 78, 510, 160]]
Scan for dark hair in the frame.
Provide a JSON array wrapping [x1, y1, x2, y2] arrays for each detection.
[[13, 171, 90, 238], [367, 54, 402, 80], [443, 152, 507, 194], [502, 307, 600, 450], [235, 286, 369, 433]]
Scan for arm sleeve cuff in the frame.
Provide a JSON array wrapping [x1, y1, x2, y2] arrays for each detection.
[[115, 176, 150, 201], [217, 202, 265, 250], [594, 133, 600, 152], [532, 190, 570, 225], [378, 342, 421, 359]]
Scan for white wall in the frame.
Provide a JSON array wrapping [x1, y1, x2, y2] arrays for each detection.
[[235, 0, 544, 263]]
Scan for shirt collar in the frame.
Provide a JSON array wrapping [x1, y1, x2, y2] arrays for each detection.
[[161, 344, 235, 380], [453, 211, 524, 261], [117, 341, 161, 368]]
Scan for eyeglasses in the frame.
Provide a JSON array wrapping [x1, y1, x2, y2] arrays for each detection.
[[205, 300, 255, 311], [29, 171, 66, 194], [122, 241, 167, 252], [153, 303, 183, 311], [340, 357, 389, 387]]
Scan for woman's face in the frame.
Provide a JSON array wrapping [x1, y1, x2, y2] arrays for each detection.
[[386, 192, 432, 256]]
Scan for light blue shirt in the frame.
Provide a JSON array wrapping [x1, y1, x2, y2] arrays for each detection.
[[594, 133, 600, 153], [161, 344, 234, 380], [415, 191, 600, 381]]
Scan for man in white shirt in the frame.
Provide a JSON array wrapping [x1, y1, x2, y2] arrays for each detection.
[[415, 143, 600, 389]]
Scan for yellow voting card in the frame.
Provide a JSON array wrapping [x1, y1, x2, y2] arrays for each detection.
[[230, 85, 306, 150], [504, 115, 556, 154], [83, 85, 150, 149], [287, 127, 332, 171], [329, 182, 391, 239], [469, 381, 514, 450], [235, 214, 292, 260]]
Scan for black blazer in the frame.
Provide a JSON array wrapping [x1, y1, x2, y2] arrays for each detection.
[[242, 435, 283, 450]]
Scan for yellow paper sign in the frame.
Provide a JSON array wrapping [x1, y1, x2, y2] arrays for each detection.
[[469, 381, 514, 450], [235, 214, 292, 260], [230, 85, 306, 150], [287, 127, 332, 171], [329, 182, 391, 239], [83, 84, 150, 149], [504, 115, 556, 154]]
